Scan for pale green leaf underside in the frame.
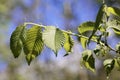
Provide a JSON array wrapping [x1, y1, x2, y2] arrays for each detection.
[[42, 26, 65, 55], [10, 25, 25, 58], [63, 33, 74, 54], [23, 26, 44, 64]]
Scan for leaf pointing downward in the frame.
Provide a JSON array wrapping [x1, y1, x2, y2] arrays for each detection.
[[81, 50, 95, 72], [42, 26, 65, 56], [10, 25, 26, 58], [63, 33, 74, 55], [23, 26, 44, 65]]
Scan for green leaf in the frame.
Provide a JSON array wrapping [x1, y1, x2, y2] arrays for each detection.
[[94, 45, 109, 59], [80, 37, 87, 49], [103, 59, 115, 76], [26, 54, 35, 65], [114, 58, 120, 70], [23, 26, 44, 65], [63, 33, 74, 55], [42, 26, 65, 56], [10, 25, 26, 58], [112, 27, 120, 35], [78, 21, 95, 34], [107, 7, 120, 17], [88, 4, 105, 44], [78, 21, 97, 49], [81, 50, 95, 72]]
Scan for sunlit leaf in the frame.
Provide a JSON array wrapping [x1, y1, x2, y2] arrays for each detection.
[[103, 59, 115, 76], [88, 4, 105, 44], [80, 37, 87, 49], [78, 21, 95, 34], [10, 25, 26, 58], [42, 26, 65, 56], [26, 53, 36, 65], [78, 21, 97, 48], [107, 7, 120, 17], [81, 50, 95, 72], [23, 26, 44, 65], [63, 33, 74, 55]]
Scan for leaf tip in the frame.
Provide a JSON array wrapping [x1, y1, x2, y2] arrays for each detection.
[[26, 54, 35, 65], [63, 53, 69, 57]]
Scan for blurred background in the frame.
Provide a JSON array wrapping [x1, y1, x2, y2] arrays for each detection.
[[0, 0, 120, 80]]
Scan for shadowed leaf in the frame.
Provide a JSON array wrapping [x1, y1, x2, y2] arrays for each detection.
[[23, 26, 44, 65], [81, 50, 95, 72], [10, 25, 26, 58]]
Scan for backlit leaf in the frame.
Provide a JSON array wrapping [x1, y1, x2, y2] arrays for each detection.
[[63, 33, 74, 55], [78, 21, 95, 34], [23, 26, 44, 65], [107, 7, 120, 17], [42, 26, 65, 56], [10, 25, 26, 58], [80, 37, 87, 49], [81, 50, 95, 72]]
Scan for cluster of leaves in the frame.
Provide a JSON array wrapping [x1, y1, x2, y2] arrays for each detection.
[[79, 4, 120, 77], [10, 3, 120, 77], [10, 25, 74, 65]]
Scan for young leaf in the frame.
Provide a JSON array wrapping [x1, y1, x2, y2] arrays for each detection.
[[103, 59, 115, 76], [81, 50, 95, 72], [107, 7, 120, 17], [10, 25, 26, 58], [63, 33, 74, 55], [88, 4, 105, 44], [23, 26, 44, 65], [78, 21, 95, 34], [42, 26, 65, 56]]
